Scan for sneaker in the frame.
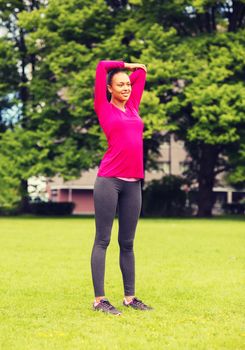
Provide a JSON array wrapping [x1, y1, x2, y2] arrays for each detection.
[[93, 298, 122, 315], [123, 297, 153, 310]]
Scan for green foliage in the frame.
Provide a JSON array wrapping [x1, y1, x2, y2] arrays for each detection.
[[0, 39, 18, 94], [140, 27, 245, 190], [0, 0, 244, 212], [0, 38, 19, 127], [15, 0, 127, 181], [142, 175, 187, 216], [6, 0, 169, 192], [0, 154, 20, 210], [141, 29, 245, 144], [224, 139, 245, 189], [0, 128, 39, 210]]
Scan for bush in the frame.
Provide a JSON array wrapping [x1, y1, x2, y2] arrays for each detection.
[[0, 206, 20, 216], [142, 175, 190, 217], [28, 201, 75, 216], [222, 203, 245, 215]]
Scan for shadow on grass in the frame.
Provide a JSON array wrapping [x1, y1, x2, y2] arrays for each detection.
[[0, 214, 244, 221]]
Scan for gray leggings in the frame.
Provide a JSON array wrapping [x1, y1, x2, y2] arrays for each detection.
[[91, 176, 142, 297]]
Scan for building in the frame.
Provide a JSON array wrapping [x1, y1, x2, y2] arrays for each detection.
[[46, 168, 96, 215]]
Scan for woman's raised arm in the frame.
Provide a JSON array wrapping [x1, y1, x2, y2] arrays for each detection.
[[124, 63, 147, 111], [94, 60, 125, 113]]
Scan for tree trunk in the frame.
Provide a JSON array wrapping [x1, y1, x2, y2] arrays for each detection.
[[18, 26, 29, 212], [228, 1, 245, 31], [18, 179, 30, 213], [197, 145, 219, 217], [211, 6, 216, 32], [19, 27, 29, 127], [205, 11, 212, 33]]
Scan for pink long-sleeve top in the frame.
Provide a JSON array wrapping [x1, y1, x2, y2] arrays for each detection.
[[94, 60, 146, 179]]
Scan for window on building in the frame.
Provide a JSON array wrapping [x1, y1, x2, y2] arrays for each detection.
[[51, 189, 58, 202]]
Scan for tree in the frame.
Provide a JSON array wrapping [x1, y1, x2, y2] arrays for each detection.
[[16, 0, 167, 183], [0, 38, 19, 131], [126, 0, 245, 216], [0, 0, 44, 212], [0, 0, 131, 211]]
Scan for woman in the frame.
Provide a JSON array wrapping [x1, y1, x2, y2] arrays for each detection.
[[91, 60, 153, 315]]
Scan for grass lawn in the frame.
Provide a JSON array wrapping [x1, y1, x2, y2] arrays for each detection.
[[0, 216, 244, 350]]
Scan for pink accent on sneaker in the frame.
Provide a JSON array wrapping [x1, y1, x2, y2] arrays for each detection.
[[123, 298, 133, 305]]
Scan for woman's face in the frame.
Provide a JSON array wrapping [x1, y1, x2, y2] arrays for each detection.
[[107, 72, 132, 102]]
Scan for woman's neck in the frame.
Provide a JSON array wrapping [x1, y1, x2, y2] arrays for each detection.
[[110, 98, 126, 112]]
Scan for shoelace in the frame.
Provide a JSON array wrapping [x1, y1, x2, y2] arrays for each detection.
[[132, 297, 147, 307], [132, 297, 150, 309], [100, 299, 115, 310]]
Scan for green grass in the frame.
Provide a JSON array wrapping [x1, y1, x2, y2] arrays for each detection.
[[0, 216, 244, 350]]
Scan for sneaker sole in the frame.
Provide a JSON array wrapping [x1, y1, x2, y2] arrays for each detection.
[[93, 306, 122, 316], [123, 303, 153, 310]]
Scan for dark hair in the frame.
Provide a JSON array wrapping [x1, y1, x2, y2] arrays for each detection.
[[106, 68, 128, 102]]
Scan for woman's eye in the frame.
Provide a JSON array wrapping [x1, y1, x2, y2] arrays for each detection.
[[118, 83, 131, 87]]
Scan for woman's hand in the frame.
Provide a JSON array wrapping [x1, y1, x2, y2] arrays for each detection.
[[124, 63, 147, 73]]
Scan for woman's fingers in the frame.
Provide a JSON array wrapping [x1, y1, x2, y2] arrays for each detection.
[[124, 62, 147, 72], [131, 63, 147, 72], [140, 64, 147, 72]]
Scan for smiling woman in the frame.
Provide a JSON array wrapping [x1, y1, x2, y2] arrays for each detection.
[[93, 60, 147, 180], [107, 69, 132, 110], [106, 68, 141, 182], [90, 60, 153, 315]]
